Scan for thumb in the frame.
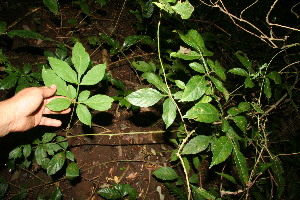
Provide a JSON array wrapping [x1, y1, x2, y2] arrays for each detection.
[[42, 84, 57, 98]]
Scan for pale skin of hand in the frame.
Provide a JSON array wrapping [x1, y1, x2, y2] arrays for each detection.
[[0, 85, 71, 137]]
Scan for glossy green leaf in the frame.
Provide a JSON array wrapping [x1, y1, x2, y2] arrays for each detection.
[[210, 136, 233, 168], [35, 145, 47, 165], [125, 88, 163, 107], [221, 118, 230, 132], [122, 35, 154, 49], [57, 136, 68, 150], [238, 102, 251, 112], [170, 50, 201, 60], [9, 146, 22, 159], [215, 172, 237, 184], [132, 61, 156, 73], [98, 184, 137, 200], [180, 75, 207, 102], [264, 77, 272, 98], [71, 42, 90, 78], [46, 98, 71, 111], [181, 135, 210, 154], [189, 62, 205, 73], [0, 21, 6, 34], [42, 68, 67, 96], [184, 103, 219, 123], [78, 90, 90, 102], [48, 57, 77, 84], [271, 157, 285, 198], [171, 1, 194, 19], [235, 51, 253, 73], [227, 107, 243, 116], [76, 103, 92, 126], [153, 2, 174, 14], [66, 85, 77, 99], [22, 144, 31, 158], [153, 167, 179, 180], [244, 77, 255, 88], [66, 151, 75, 161], [49, 187, 62, 200], [42, 133, 56, 143], [47, 152, 66, 175], [209, 76, 229, 101], [0, 74, 18, 89], [207, 59, 226, 81], [162, 98, 177, 128], [267, 71, 281, 84], [66, 162, 79, 180], [43, 0, 59, 15], [233, 146, 249, 185], [80, 64, 106, 85], [232, 116, 247, 133], [177, 29, 205, 52], [191, 185, 216, 200], [251, 102, 264, 114], [142, 72, 168, 93], [45, 143, 62, 155], [175, 80, 185, 89], [7, 30, 51, 40], [84, 95, 114, 111], [228, 68, 248, 77]]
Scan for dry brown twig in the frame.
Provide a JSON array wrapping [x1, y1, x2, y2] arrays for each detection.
[[199, 0, 300, 48]]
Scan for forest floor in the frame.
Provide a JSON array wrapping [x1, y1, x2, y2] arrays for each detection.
[[0, 1, 177, 199]]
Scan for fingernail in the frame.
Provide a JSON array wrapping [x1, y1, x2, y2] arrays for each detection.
[[50, 84, 56, 88]]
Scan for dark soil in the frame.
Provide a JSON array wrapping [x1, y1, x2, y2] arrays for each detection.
[[0, 1, 177, 199]]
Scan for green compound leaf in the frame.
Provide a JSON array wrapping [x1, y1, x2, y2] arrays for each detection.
[[189, 62, 205, 73], [181, 135, 210, 155], [47, 152, 66, 175], [142, 72, 168, 93], [0, 74, 18, 90], [132, 61, 156, 73], [98, 184, 137, 200], [9, 146, 22, 159], [42, 68, 67, 96], [42, 133, 56, 143], [207, 59, 226, 81], [46, 98, 71, 112], [84, 95, 114, 111], [264, 77, 272, 99], [162, 98, 177, 129], [209, 76, 229, 101], [80, 63, 106, 85], [228, 68, 248, 77], [7, 30, 51, 40], [76, 103, 92, 126], [153, 167, 179, 181], [66, 162, 79, 180], [71, 42, 90, 79], [175, 80, 185, 89], [232, 115, 247, 133], [210, 136, 233, 168], [48, 57, 77, 84], [233, 146, 249, 185], [170, 50, 201, 60], [78, 90, 90, 102], [43, 0, 59, 15], [267, 71, 281, 84], [125, 88, 163, 107], [66, 85, 77, 100], [227, 107, 243, 116], [22, 144, 31, 158], [184, 103, 219, 123], [0, 21, 6, 34], [171, 1, 194, 19], [180, 75, 207, 102]]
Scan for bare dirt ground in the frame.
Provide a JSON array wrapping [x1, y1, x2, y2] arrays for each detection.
[[0, 1, 177, 199]]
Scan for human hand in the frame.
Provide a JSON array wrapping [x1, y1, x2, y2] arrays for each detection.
[[0, 85, 71, 136]]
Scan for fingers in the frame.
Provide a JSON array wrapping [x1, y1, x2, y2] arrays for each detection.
[[39, 117, 62, 127], [42, 84, 57, 98]]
